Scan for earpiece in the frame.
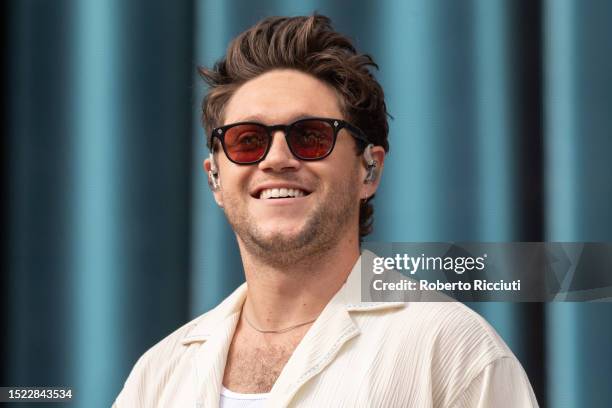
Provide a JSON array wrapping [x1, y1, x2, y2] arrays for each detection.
[[363, 144, 378, 184], [208, 153, 221, 191]]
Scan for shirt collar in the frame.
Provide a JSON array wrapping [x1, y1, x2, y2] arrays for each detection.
[[181, 250, 404, 345]]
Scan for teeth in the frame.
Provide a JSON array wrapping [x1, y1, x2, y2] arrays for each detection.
[[260, 188, 306, 199]]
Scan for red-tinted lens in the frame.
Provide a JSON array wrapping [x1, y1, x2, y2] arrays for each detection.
[[224, 124, 269, 163], [288, 120, 334, 159]]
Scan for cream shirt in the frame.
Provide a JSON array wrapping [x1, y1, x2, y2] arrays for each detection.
[[114, 255, 539, 407]]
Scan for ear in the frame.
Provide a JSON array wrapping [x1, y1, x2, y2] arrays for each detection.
[[359, 146, 386, 200], [203, 157, 224, 208]]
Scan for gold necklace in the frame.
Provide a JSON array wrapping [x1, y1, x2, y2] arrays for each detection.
[[243, 313, 316, 334]]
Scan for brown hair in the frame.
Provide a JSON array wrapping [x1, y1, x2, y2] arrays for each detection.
[[199, 14, 389, 238]]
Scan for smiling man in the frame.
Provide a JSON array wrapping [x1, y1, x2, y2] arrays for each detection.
[[114, 15, 538, 407]]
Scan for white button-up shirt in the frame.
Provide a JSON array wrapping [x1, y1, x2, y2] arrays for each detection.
[[114, 254, 538, 407]]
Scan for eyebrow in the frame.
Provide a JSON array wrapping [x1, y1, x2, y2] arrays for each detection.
[[226, 113, 322, 125]]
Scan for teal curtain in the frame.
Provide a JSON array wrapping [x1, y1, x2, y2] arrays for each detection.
[[4, 1, 611, 407]]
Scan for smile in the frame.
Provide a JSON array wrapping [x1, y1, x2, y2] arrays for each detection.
[[259, 187, 309, 199]]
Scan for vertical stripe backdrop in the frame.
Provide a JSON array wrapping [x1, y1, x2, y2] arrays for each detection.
[[4, 1, 612, 407]]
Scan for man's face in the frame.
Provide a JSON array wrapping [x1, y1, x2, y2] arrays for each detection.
[[205, 69, 379, 264]]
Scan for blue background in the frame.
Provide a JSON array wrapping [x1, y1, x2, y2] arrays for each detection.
[[3, 1, 612, 407]]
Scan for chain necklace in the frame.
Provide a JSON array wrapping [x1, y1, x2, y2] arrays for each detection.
[[243, 313, 316, 334]]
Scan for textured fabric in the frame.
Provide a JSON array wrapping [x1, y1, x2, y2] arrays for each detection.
[[219, 386, 267, 408], [114, 254, 538, 407]]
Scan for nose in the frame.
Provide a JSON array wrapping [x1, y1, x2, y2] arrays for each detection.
[[258, 130, 301, 172]]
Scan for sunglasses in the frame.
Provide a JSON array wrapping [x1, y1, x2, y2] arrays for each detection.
[[210, 117, 369, 165]]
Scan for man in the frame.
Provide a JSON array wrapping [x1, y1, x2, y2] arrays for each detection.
[[115, 15, 538, 407]]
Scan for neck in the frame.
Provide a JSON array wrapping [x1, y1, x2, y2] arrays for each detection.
[[237, 231, 360, 330]]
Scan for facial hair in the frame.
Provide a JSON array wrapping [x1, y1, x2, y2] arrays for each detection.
[[222, 172, 361, 268]]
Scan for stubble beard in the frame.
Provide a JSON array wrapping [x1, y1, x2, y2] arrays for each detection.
[[222, 176, 360, 269]]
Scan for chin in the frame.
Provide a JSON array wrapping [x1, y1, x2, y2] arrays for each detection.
[[247, 222, 320, 254], [258, 227, 307, 245]]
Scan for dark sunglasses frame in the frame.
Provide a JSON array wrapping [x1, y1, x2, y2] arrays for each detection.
[[210, 117, 370, 165]]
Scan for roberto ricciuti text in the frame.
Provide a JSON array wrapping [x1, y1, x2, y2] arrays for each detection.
[[372, 279, 521, 292]]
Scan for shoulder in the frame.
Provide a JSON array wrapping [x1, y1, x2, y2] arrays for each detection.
[[406, 301, 511, 355], [394, 301, 513, 373], [113, 283, 247, 406], [113, 311, 210, 406], [366, 301, 511, 356], [363, 301, 520, 405]]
